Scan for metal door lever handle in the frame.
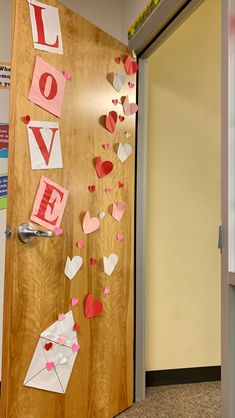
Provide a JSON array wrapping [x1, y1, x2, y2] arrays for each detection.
[[18, 222, 55, 243]]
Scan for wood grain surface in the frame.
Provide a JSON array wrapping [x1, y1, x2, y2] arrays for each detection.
[[1, 1, 136, 417]]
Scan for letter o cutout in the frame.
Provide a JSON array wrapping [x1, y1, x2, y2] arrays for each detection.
[[39, 72, 58, 100]]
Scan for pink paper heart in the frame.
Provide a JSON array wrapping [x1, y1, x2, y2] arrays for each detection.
[[112, 202, 128, 222], [54, 228, 63, 236], [46, 362, 55, 371], [83, 210, 100, 234], [112, 99, 118, 106], [128, 82, 135, 89], [103, 143, 110, 150], [103, 287, 110, 295], [105, 111, 117, 133], [58, 313, 65, 321], [76, 240, 85, 249], [124, 56, 139, 75], [105, 188, 112, 194], [117, 233, 124, 241], [58, 336, 65, 345], [71, 297, 78, 307], [123, 95, 138, 116], [72, 343, 80, 353], [63, 71, 72, 80]]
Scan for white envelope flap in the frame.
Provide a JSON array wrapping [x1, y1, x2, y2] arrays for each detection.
[[41, 311, 77, 347]]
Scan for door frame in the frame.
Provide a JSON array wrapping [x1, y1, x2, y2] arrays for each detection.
[[132, 1, 230, 416]]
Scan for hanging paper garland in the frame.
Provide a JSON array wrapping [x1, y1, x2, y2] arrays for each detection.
[[128, 0, 161, 40]]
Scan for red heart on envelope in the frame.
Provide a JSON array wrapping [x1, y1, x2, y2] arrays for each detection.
[[105, 111, 117, 133], [125, 56, 139, 75], [44, 342, 53, 351], [85, 293, 103, 319], [95, 157, 113, 178]]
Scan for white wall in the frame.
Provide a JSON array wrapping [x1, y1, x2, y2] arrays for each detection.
[[0, 0, 11, 380], [121, 0, 147, 43], [60, 0, 147, 44], [60, 0, 123, 42]]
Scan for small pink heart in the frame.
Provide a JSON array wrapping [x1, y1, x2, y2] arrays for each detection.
[[71, 297, 78, 307], [58, 313, 65, 321], [46, 362, 55, 371], [103, 287, 110, 295], [63, 71, 72, 80], [117, 233, 124, 241], [105, 188, 112, 194], [103, 143, 110, 150], [119, 115, 125, 122], [54, 228, 63, 236], [58, 336, 66, 345], [72, 342, 80, 353], [112, 99, 118, 106], [128, 82, 135, 89], [76, 240, 85, 249]]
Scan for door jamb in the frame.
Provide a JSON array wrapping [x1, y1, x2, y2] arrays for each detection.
[[133, 1, 227, 412]]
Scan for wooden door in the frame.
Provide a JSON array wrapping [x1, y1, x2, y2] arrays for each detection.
[[1, 1, 136, 417]]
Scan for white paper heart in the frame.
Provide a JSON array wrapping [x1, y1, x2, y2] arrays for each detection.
[[117, 143, 132, 163], [113, 73, 126, 92], [99, 211, 106, 220], [64, 256, 83, 280], [103, 253, 118, 276]]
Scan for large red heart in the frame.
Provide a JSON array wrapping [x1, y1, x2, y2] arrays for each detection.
[[105, 111, 117, 133], [125, 56, 139, 75], [85, 293, 103, 319], [95, 157, 113, 178]]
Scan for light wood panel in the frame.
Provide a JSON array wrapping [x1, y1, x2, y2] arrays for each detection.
[[1, 1, 136, 417]]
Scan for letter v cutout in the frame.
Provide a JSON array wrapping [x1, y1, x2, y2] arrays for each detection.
[[27, 122, 63, 170]]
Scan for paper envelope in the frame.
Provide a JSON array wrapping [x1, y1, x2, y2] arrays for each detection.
[[24, 311, 79, 394]]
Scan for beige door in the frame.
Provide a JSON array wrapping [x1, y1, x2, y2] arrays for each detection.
[[1, 1, 136, 417]]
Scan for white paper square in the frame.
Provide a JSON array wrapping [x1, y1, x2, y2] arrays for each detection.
[[29, 0, 63, 55], [27, 121, 63, 170]]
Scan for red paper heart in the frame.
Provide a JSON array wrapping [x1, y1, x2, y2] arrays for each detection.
[[23, 115, 30, 125], [105, 111, 117, 133], [90, 257, 97, 266], [88, 185, 95, 193], [118, 181, 124, 188], [73, 323, 80, 331], [119, 115, 125, 122], [115, 57, 121, 64], [85, 293, 103, 319], [95, 157, 113, 178], [44, 342, 53, 351], [112, 99, 118, 106], [125, 56, 139, 75]]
